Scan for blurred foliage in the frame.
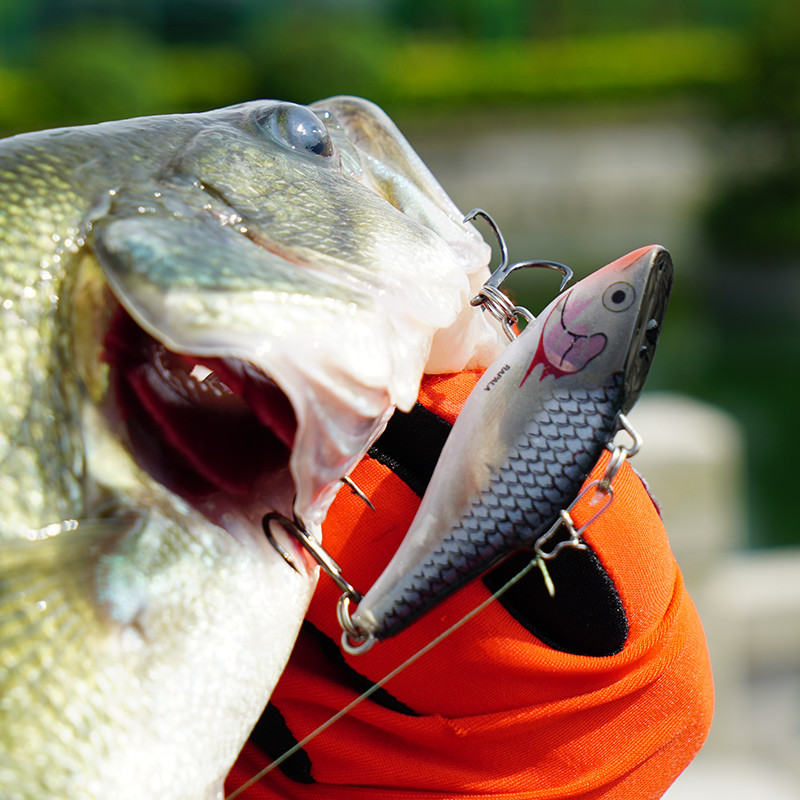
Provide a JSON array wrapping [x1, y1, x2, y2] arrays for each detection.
[[388, 0, 753, 38], [242, 7, 394, 106], [0, 20, 256, 132], [378, 28, 743, 107], [705, 168, 800, 258], [0, 0, 754, 135], [704, 0, 800, 257], [724, 0, 800, 127], [695, 1, 800, 547]]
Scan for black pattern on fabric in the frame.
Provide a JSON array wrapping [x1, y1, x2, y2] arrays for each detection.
[[255, 390, 629, 784]]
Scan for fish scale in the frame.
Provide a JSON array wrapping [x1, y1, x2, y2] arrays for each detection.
[[1, 97, 504, 798], [367, 376, 623, 639]]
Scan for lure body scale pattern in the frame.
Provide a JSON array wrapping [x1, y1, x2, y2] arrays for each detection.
[[352, 244, 673, 642]]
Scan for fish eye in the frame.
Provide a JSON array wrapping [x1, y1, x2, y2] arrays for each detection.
[[255, 104, 333, 157], [602, 282, 636, 312]]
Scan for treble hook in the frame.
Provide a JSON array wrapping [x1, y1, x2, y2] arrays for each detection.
[[341, 476, 375, 510], [465, 208, 573, 294], [464, 208, 573, 340], [263, 511, 363, 602]]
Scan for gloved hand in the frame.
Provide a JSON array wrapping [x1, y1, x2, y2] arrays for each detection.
[[227, 370, 714, 800]]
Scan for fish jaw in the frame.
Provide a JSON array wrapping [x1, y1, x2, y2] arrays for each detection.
[[351, 246, 672, 641], [89, 98, 503, 523], [311, 96, 490, 281], [91, 191, 451, 525], [311, 96, 503, 373]]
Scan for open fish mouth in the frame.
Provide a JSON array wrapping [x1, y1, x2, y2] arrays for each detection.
[[80, 96, 504, 527], [104, 305, 298, 517]]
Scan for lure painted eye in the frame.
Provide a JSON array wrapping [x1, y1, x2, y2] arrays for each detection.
[[255, 104, 333, 157], [602, 282, 636, 312]]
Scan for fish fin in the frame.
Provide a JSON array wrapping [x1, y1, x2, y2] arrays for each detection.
[[1, 514, 140, 575], [0, 515, 143, 656]]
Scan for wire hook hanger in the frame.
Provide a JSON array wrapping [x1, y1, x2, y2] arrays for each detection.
[[465, 208, 573, 340]]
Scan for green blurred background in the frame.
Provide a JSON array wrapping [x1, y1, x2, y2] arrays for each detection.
[[1, 0, 798, 547]]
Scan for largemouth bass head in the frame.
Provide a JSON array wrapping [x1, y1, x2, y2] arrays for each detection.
[[87, 97, 502, 524], [0, 98, 502, 799]]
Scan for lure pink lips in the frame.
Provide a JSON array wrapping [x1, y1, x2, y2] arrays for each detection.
[[104, 305, 298, 506], [541, 291, 607, 374], [520, 290, 607, 385], [519, 245, 672, 393]]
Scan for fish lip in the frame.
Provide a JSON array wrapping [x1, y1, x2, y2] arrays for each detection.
[[620, 247, 673, 413]]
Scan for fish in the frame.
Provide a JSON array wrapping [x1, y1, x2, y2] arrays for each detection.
[[348, 244, 673, 645], [0, 97, 505, 799]]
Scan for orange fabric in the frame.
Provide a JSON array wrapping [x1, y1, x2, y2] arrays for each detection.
[[227, 371, 714, 799]]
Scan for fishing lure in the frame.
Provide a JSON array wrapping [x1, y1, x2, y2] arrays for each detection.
[[337, 237, 671, 651], [265, 217, 672, 656]]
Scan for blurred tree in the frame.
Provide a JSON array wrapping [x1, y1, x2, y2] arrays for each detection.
[[698, 0, 800, 545], [388, 0, 528, 38], [12, 20, 256, 129], [0, 0, 36, 62], [33, 0, 252, 44], [705, 0, 800, 257], [33, 23, 166, 124], [34, 0, 153, 33], [242, 5, 393, 104], [389, 0, 752, 39], [739, 0, 800, 129], [160, 0, 250, 43]]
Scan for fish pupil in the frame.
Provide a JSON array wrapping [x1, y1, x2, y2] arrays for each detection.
[[256, 103, 333, 157], [290, 117, 330, 155], [612, 289, 626, 305]]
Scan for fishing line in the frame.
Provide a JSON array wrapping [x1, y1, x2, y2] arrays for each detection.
[[224, 556, 540, 800]]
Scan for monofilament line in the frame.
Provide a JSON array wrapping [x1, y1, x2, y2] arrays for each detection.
[[225, 556, 540, 799]]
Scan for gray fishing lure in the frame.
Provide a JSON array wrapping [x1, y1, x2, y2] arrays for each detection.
[[346, 244, 672, 646]]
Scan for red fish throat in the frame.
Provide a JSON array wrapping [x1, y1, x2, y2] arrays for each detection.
[[104, 308, 297, 504]]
